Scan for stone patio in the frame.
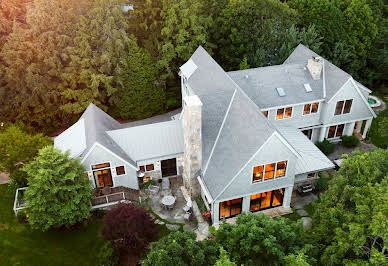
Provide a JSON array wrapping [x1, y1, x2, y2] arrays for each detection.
[[327, 141, 377, 161]]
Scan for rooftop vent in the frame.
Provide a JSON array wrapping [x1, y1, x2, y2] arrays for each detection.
[[276, 87, 286, 97], [307, 56, 322, 80], [304, 83, 312, 93]]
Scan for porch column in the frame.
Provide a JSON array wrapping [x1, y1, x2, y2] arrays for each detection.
[[242, 195, 250, 213], [355, 120, 361, 133], [346, 121, 356, 136], [318, 126, 327, 142], [362, 118, 373, 139], [282, 186, 293, 209]]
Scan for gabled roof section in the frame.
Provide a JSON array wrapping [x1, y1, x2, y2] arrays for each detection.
[[107, 120, 183, 162], [277, 126, 334, 174], [228, 63, 324, 109], [284, 44, 366, 101], [54, 118, 86, 158]]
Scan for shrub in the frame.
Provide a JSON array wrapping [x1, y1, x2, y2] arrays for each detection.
[[98, 241, 118, 266], [102, 203, 159, 256], [315, 139, 336, 155], [316, 174, 328, 192], [340, 135, 360, 147], [16, 209, 27, 223], [140, 179, 156, 189], [23, 146, 92, 231]]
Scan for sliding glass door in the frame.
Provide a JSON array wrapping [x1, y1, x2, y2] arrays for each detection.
[[249, 188, 284, 212], [219, 198, 243, 219]]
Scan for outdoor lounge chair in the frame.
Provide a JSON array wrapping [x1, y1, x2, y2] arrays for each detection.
[[148, 185, 160, 195], [162, 178, 170, 190]]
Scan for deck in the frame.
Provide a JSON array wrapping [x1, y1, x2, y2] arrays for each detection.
[[91, 186, 140, 209]]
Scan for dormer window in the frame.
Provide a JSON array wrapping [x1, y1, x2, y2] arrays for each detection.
[[303, 102, 319, 115], [335, 99, 352, 115], [276, 107, 292, 119]]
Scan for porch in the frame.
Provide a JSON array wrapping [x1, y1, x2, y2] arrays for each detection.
[[91, 186, 140, 209]]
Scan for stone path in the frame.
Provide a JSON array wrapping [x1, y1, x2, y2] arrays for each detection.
[[291, 192, 318, 230], [328, 142, 377, 161], [192, 200, 209, 241], [0, 172, 11, 185]]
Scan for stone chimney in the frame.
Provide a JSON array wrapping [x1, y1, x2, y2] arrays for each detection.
[[307, 56, 323, 80], [182, 95, 202, 199]]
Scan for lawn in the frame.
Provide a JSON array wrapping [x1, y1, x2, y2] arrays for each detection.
[[0, 184, 105, 266]]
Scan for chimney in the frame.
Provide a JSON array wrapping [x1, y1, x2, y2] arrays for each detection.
[[182, 95, 202, 199], [307, 56, 322, 80]]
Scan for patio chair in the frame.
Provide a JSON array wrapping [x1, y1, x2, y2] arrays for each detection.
[[162, 178, 170, 190], [148, 185, 160, 195]]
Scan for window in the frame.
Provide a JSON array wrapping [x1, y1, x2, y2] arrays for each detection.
[[116, 166, 125, 175], [92, 163, 110, 170], [335, 99, 352, 115], [307, 173, 315, 178], [252, 161, 288, 183], [276, 107, 292, 119], [249, 189, 284, 212], [302, 129, 312, 140], [219, 198, 242, 219], [262, 111, 268, 118], [303, 102, 319, 115], [139, 164, 154, 172], [252, 165, 264, 182], [327, 124, 345, 139]]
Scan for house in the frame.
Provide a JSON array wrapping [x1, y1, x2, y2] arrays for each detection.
[[54, 44, 376, 224]]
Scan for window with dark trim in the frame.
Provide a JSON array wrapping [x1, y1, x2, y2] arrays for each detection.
[[327, 124, 345, 138], [145, 164, 154, 171], [219, 198, 242, 219], [335, 99, 352, 115], [139, 165, 145, 172], [253, 165, 264, 182], [253, 161, 287, 183], [264, 163, 276, 180], [276, 161, 287, 177], [249, 189, 284, 212], [343, 99, 352, 114], [116, 166, 125, 175], [303, 102, 319, 115]]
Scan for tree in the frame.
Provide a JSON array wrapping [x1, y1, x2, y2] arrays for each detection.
[[0, 123, 52, 186], [215, 247, 236, 266], [109, 38, 166, 120], [214, 212, 316, 265], [141, 231, 219, 266], [0, 0, 90, 131], [101, 203, 159, 256], [158, 0, 212, 80], [214, 0, 298, 70], [310, 149, 388, 265], [23, 146, 92, 231]]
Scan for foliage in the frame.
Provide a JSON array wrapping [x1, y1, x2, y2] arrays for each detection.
[[340, 135, 360, 147], [158, 0, 212, 80], [23, 146, 92, 231], [215, 247, 236, 266], [102, 203, 159, 255], [239, 56, 250, 70], [369, 108, 388, 148], [0, 184, 105, 266], [0, 124, 52, 185], [97, 241, 118, 266], [140, 179, 156, 189], [309, 149, 388, 265], [315, 174, 328, 192], [214, 0, 298, 70], [215, 212, 316, 265], [284, 252, 311, 266], [141, 231, 219, 266], [315, 139, 336, 155]]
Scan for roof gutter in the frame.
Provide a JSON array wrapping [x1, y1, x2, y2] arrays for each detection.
[[197, 175, 213, 204]]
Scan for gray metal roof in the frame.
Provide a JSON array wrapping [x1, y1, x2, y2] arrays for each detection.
[[107, 120, 184, 162], [54, 118, 86, 158], [277, 126, 334, 174], [228, 63, 324, 109], [186, 46, 276, 198]]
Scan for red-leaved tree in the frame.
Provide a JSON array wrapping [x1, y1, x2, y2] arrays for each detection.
[[101, 203, 159, 255]]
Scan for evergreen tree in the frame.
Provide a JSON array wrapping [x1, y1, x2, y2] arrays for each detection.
[[23, 146, 93, 231]]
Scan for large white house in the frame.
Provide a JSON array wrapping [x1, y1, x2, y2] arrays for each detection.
[[54, 44, 376, 224]]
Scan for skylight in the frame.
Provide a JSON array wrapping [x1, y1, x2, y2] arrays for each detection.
[[276, 87, 286, 97], [304, 83, 312, 93]]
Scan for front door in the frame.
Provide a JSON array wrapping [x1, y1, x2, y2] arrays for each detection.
[[161, 158, 177, 177], [94, 169, 113, 188]]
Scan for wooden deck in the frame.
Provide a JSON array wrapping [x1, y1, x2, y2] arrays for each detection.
[[91, 186, 140, 207]]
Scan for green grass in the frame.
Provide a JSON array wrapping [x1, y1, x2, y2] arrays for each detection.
[[0, 184, 105, 266]]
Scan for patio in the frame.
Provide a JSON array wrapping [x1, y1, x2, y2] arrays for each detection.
[[91, 186, 140, 209]]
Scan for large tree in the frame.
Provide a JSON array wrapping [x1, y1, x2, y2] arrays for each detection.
[[310, 149, 388, 265], [23, 146, 92, 231], [214, 212, 316, 265], [0, 0, 90, 131], [214, 0, 298, 70], [0, 123, 52, 186]]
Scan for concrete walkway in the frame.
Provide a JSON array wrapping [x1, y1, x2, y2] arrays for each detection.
[[0, 172, 11, 185]]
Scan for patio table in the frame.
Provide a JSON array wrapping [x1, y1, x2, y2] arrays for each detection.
[[161, 195, 175, 209]]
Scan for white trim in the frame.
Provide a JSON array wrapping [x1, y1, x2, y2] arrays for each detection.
[[275, 106, 293, 120], [81, 142, 137, 170], [326, 123, 345, 139], [251, 160, 288, 184], [203, 89, 237, 175], [213, 133, 276, 201], [349, 78, 377, 118], [197, 176, 214, 204], [260, 99, 325, 111], [302, 102, 320, 116], [115, 165, 126, 176], [333, 98, 353, 116], [327, 78, 352, 103], [324, 116, 374, 127]]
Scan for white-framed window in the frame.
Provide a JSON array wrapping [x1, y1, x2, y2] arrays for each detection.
[[276, 107, 292, 120], [334, 99, 353, 115], [307, 172, 316, 178], [252, 160, 287, 183], [139, 164, 154, 172], [116, 166, 125, 175], [327, 124, 345, 139], [303, 102, 319, 115]]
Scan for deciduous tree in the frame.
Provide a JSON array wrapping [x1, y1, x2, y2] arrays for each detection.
[[23, 146, 92, 231]]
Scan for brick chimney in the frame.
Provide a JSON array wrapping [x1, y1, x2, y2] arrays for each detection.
[[182, 95, 202, 198], [307, 56, 323, 80]]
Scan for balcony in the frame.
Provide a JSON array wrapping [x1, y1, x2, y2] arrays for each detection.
[[91, 186, 140, 209]]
